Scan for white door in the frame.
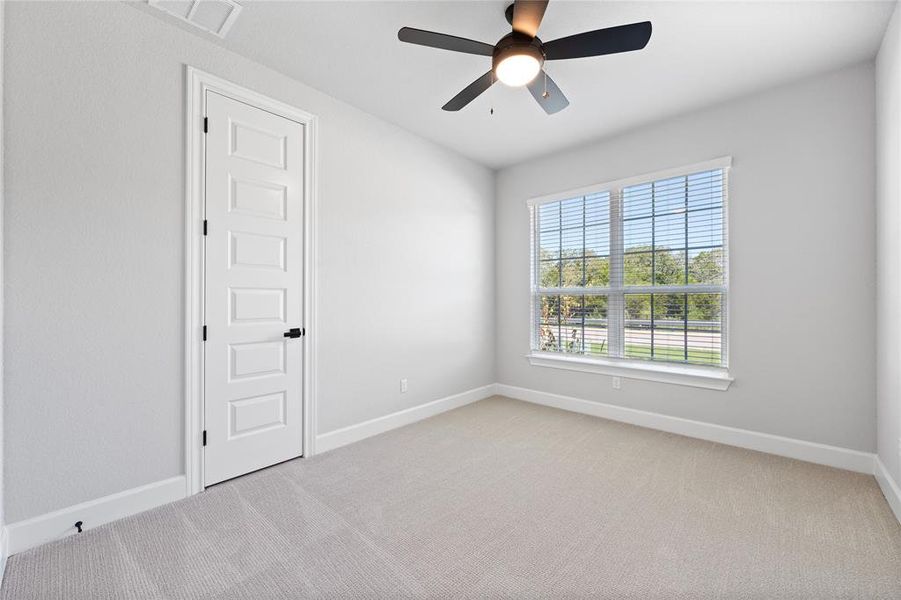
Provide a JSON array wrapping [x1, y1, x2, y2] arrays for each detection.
[[203, 91, 305, 486]]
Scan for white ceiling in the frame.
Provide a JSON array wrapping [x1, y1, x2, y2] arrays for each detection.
[[139, 1, 896, 168]]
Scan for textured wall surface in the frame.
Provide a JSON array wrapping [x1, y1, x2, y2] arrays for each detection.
[[877, 2, 901, 486], [496, 63, 877, 453], [3, 1, 495, 522]]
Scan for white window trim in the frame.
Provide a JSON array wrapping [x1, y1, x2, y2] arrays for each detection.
[[528, 157, 732, 389], [527, 352, 733, 391], [526, 157, 733, 208]]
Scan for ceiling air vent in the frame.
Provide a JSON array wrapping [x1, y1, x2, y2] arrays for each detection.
[[147, 0, 242, 38]]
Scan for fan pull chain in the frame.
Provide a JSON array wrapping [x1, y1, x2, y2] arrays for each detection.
[[543, 69, 549, 99], [490, 72, 495, 115]]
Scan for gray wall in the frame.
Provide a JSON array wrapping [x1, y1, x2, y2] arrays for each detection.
[[877, 2, 901, 487], [3, 1, 495, 522], [0, 0, 5, 536], [495, 63, 877, 453]]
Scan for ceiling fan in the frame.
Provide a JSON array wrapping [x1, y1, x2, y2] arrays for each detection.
[[397, 0, 652, 115]]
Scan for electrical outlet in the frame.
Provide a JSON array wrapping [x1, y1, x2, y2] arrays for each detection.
[[400, 378, 408, 393], [612, 376, 621, 390]]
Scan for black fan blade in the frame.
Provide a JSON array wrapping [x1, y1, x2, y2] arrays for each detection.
[[512, 0, 549, 38], [398, 27, 494, 56], [442, 71, 495, 111], [527, 70, 569, 114], [544, 21, 652, 60]]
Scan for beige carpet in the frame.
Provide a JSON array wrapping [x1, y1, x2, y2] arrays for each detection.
[[3, 396, 901, 599]]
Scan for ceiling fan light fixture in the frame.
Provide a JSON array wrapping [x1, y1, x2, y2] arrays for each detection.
[[492, 42, 544, 87], [495, 53, 542, 86], [398, 0, 652, 113]]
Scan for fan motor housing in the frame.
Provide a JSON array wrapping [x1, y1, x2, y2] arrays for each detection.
[[492, 33, 545, 73]]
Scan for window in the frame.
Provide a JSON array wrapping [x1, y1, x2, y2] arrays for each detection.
[[531, 159, 729, 375]]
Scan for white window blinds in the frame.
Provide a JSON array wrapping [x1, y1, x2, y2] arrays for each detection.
[[531, 163, 728, 368]]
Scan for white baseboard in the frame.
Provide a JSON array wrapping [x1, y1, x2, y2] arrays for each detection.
[[5, 476, 186, 556], [316, 384, 497, 453], [496, 384, 876, 474], [3, 384, 890, 559], [5, 385, 497, 556], [0, 527, 7, 585], [875, 457, 901, 525]]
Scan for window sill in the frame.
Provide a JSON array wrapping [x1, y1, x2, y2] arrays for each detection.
[[526, 352, 733, 391]]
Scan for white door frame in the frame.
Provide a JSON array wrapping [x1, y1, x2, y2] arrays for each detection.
[[184, 66, 318, 496]]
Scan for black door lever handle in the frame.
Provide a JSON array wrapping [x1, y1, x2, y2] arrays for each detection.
[[284, 328, 303, 338]]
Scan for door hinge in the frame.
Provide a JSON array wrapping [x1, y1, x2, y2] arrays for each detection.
[[202, 220, 207, 236], [202, 325, 207, 341], [202, 430, 207, 446], [203, 117, 208, 133]]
